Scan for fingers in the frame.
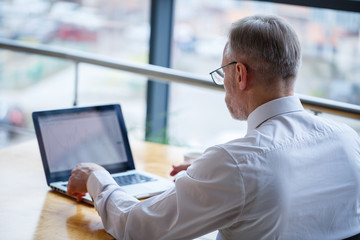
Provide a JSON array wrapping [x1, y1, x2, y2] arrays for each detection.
[[75, 193, 86, 202], [67, 176, 87, 202], [67, 170, 87, 196], [68, 191, 85, 202], [170, 163, 191, 176], [170, 169, 177, 177], [175, 163, 191, 172], [67, 176, 77, 196], [67, 163, 104, 199]]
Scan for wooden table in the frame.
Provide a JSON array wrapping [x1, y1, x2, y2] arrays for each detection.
[[0, 139, 186, 240]]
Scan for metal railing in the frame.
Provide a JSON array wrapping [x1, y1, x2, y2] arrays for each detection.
[[1, 38, 360, 119]]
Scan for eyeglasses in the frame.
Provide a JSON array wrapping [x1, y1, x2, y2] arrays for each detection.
[[209, 61, 237, 85]]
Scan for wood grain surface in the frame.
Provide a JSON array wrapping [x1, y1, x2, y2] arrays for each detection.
[[0, 139, 186, 240]]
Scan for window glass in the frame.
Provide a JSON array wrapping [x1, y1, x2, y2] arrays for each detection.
[[170, 0, 360, 149], [0, 0, 150, 147]]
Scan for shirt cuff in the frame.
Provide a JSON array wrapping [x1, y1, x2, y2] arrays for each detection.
[[87, 169, 118, 200]]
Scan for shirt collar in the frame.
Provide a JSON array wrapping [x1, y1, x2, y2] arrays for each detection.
[[247, 96, 304, 133]]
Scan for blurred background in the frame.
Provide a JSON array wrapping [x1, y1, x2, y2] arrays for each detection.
[[0, 0, 359, 151]]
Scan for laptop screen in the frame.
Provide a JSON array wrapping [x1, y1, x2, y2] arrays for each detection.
[[33, 104, 135, 185]]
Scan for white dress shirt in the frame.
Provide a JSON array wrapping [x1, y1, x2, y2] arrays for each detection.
[[87, 96, 360, 240]]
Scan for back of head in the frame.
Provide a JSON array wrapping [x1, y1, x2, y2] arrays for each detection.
[[228, 15, 301, 83]]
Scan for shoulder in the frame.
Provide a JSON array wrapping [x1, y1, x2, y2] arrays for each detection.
[[186, 144, 244, 183], [255, 110, 358, 148], [307, 113, 359, 140], [186, 138, 262, 182]]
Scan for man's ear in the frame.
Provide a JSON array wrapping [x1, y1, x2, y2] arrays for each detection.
[[236, 63, 247, 90]]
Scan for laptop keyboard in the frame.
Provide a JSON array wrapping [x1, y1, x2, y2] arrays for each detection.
[[113, 173, 155, 186], [62, 173, 156, 188]]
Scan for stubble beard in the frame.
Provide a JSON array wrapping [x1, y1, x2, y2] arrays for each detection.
[[225, 95, 247, 121]]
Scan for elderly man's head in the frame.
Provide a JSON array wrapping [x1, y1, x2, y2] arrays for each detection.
[[222, 15, 301, 120], [228, 15, 301, 83]]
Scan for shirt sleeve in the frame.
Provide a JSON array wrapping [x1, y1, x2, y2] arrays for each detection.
[[87, 146, 245, 240]]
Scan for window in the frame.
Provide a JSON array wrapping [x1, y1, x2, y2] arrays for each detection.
[[0, 0, 150, 147], [169, 0, 360, 149]]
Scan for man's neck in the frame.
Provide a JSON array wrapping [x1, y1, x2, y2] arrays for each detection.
[[247, 87, 294, 117]]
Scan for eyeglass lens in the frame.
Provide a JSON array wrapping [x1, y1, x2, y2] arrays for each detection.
[[213, 69, 225, 85]]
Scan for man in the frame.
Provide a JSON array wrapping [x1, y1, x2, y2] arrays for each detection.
[[68, 15, 360, 239]]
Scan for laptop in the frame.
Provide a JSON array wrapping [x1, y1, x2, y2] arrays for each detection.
[[32, 104, 174, 205]]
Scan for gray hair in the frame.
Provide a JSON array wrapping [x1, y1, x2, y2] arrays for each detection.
[[228, 15, 301, 81]]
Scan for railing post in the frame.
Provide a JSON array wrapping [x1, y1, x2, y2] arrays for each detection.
[[73, 62, 79, 107], [145, 0, 174, 143]]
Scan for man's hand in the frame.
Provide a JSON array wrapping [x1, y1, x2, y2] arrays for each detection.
[[170, 163, 191, 176], [67, 163, 104, 202]]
